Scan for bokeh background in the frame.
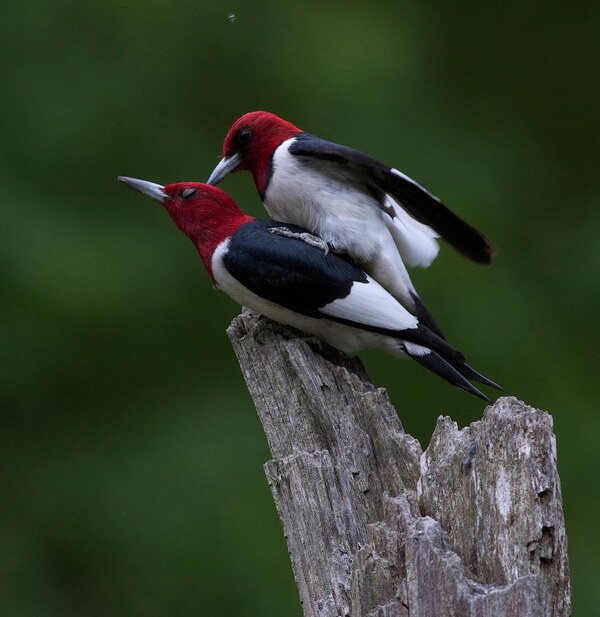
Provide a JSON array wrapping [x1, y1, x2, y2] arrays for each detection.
[[1, 1, 598, 615]]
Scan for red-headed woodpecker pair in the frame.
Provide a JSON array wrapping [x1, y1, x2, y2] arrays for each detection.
[[119, 177, 499, 400], [207, 111, 495, 339]]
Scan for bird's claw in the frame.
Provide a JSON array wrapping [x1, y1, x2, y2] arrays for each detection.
[[268, 227, 330, 254]]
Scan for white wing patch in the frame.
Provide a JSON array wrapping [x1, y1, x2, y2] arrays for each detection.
[[387, 168, 442, 267], [383, 195, 440, 268], [320, 276, 418, 332]]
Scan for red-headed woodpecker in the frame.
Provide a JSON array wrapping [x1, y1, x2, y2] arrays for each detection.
[[207, 111, 495, 338], [118, 177, 499, 401]]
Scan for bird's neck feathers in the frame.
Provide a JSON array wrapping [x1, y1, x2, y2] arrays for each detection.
[[165, 195, 252, 280], [245, 124, 300, 195], [231, 112, 301, 196]]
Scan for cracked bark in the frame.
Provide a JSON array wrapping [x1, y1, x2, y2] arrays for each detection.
[[227, 309, 571, 617]]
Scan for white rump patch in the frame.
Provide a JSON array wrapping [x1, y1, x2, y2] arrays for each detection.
[[383, 195, 440, 268], [404, 342, 430, 356], [320, 277, 418, 332]]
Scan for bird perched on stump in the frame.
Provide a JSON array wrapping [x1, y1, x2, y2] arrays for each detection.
[[207, 111, 495, 339], [119, 177, 499, 401]]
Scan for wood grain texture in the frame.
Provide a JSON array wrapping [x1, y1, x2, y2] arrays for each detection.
[[227, 309, 571, 616]]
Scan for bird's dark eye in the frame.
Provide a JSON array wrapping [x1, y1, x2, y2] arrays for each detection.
[[236, 127, 252, 147], [181, 188, 196, 199]]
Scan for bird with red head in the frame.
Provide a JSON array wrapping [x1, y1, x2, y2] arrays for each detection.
[[118, 176, 499, 400], [208, 111, 496, 340]]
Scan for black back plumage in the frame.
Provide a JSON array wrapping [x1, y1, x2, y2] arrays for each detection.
[[224, 219, 367, 317]]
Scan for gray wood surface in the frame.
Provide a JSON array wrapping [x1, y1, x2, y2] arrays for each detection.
[[227, 309, 571, 616]]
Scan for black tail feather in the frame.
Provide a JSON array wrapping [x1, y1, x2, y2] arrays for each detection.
[[407, 348, 491, 402], [400, 323, 465, 365], [449, 361, 503, 391], [402, 297, 501, 393], [410, 292, 445, 340], [381, 170, 495, 264]]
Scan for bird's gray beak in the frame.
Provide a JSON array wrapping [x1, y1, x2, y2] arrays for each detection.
[[118, 176, 167, 202], [206, 153, 242, 185]]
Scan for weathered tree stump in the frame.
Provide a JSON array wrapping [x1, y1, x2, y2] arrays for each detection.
[[227, 309, 571, 617]]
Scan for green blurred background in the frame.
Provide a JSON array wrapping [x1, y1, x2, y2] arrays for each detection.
[[1, 1, 597, 614]]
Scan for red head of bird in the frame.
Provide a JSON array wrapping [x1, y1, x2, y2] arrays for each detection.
[[208, 111, 300, 196], [118, 177, 251, 280]]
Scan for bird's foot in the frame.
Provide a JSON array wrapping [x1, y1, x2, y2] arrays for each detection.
[[268, 227, 329, 254]]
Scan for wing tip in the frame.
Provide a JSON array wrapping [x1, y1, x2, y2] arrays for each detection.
[[454, 362, 503, 391], [407, 348, 492, 402], [458, 233, 497, 265], [478, 241, 497, 265]]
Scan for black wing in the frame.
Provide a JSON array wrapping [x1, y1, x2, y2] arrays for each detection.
[[224, 220, 464, 361], [289, 133, 495, 265], [224, 220, 367, 317]]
